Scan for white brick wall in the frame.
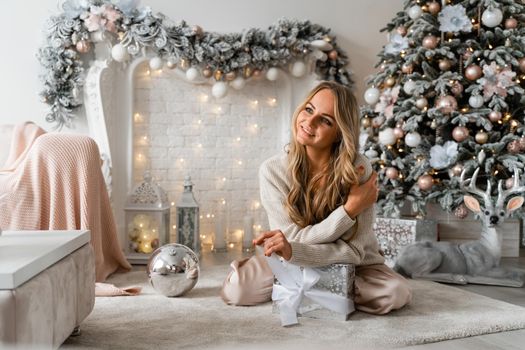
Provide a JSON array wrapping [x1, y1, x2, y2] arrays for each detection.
[[132, 63, 288, 245]]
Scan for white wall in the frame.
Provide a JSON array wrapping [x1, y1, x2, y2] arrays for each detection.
[[0, 0, 404, 134]]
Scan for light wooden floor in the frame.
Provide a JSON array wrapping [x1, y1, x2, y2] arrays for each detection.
[[200, 246, 525, 349]]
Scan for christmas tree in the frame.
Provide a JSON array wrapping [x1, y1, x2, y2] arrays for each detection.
[[361, 0, 525, 218]]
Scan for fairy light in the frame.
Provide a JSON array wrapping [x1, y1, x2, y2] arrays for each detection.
[[200, 94, 209, 103], [238, 160, 243, 165], [179, 158, 184, 163], [251, 100, 259, 108], [171, 201, 175, 206], [206, 213, 211, 218], [197, 143, 202, 148], [216, 106, 223, 113], [172, 225, 176, 229], [268, 97, 277, 106], [222, 177, 227, 182], [200, 215, 203, 219], [197, 119, 202, 124], [221, 199, 226, 205], [146, 70, 151, 76], [236, 137, 241, 142], [253, 124, 258, 129], [134, 113, 143, 123]]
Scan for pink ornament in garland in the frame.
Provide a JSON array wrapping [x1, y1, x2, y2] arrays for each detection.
[[76, 40, 91, 53], [518, 58, 525, 73], [428, 1, 441, 15]]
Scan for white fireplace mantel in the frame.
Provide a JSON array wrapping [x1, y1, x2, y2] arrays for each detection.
[[83, 33, 306, 241]]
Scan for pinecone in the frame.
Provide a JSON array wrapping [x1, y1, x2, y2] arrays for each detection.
[[454, 204, 468, 219]]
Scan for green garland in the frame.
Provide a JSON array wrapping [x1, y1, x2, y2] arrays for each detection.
[[38, 0, 354, 129]]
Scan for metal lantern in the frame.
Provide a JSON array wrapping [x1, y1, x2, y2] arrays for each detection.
[[176, 176, 200, 257], [125, 171, 170, 264]]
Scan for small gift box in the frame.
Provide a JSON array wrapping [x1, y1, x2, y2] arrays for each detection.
[[267, 255, 355, 326], [373, 217, 438, 267]]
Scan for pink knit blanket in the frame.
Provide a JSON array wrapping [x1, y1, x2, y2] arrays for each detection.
[[0, 123, 131, 281]]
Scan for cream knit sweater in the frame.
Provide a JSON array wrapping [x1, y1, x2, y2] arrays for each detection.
[[259, 152, 385, 267]]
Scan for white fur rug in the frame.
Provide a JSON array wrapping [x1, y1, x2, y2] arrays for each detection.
[[62, 264, 525, 349]]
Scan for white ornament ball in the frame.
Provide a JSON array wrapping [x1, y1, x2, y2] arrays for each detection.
[[185, 67, 200, 81], [310, 39, 333, 51], [290, 61, 307, 77], [379, 128, 397, 146], [365, 149, 379, 158], [212, 82, 228, 98], [468, 94, 484, 108], [481, 8, 503, 28], [408, 5, 423, 20], [149, 57, 163, 71], [386, 167, 399, 180], [403, 80, 417, 95], [111, 43, 129, 62], [415, 97, 428, 109], [364, 87, 381, 105], [266, 67, 280, 81], [405, 132, 422, 147], [230, 76, 246, 90]]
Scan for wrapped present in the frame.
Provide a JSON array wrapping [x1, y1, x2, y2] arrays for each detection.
[[267, 254, 355, 326], [374, 217, 438, 267]]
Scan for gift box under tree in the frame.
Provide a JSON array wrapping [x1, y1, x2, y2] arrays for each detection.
[[268, 255, 356, 326], [373, 217, 438, 267]]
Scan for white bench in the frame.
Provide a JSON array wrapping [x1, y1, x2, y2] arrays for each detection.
[[0, 230, 95, 348]]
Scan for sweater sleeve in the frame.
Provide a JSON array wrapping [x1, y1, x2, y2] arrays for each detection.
[[259, 159, 355, 245]]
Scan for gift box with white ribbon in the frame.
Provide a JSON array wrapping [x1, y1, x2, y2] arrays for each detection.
[[267, 255, 355, 326]]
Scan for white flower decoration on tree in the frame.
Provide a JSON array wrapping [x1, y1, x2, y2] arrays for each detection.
[[374, 86, 400, 119], [438, 5, 472, 33], [478, 62, 516, 101], [429, 141, 459, 169], [384, 34, 409, 55]]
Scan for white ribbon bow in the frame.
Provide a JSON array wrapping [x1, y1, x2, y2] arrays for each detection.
[[266, 254, 354, 326]]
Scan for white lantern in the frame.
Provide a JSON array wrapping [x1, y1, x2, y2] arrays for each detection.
[[176, 176, 201, 257], [125, 171, 170, 264]]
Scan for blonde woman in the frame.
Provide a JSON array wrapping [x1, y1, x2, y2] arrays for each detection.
[[221, 81, 411, 314]]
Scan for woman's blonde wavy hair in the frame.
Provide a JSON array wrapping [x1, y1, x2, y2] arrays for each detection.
[[285, 81, 361, 227]]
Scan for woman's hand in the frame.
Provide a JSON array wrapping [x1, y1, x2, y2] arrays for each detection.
[[252, 230, 292, 260], [344, 171, 378, 218]]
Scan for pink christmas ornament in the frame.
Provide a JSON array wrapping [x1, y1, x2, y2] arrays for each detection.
[[428, 1, 441, 15], [488, 111, 502, 122], [452, 126, 469, 142], [465, 64, 482, 81], [393, 127, 405, 138], [75, 40, 91, 53], [422, 35, 439, 49], [386, 167, 399, 179], [505, 18, 518, 29], [435, 95, 458, 114], [417, 175, 433, 191]]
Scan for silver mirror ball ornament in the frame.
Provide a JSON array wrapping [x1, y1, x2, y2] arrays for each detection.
[[147, 243, 200, 297]]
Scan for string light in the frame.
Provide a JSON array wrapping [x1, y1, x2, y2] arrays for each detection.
[[200, 94, 209, 103], [236, 137, 241, 142], [179, 158, 184, 162], [172, 225, 176, 229], [268, 98, 277, 106], [238, 160, 243, 165], [171, 201, 175, 206], [197, 119, 202, 124], [222, 177, 227, 182]]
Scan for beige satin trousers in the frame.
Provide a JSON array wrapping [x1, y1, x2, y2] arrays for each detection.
[[220, 255, 412, 315]]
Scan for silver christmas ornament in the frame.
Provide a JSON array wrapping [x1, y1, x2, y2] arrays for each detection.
[[148, 243, 200, 297]]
